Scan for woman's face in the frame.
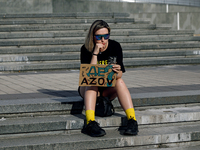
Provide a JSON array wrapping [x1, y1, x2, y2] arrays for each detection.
[[94, 28, 109, 48]]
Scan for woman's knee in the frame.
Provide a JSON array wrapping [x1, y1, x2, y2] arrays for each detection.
[[79, 86, 98, 98], [116, 78, 125, 86]]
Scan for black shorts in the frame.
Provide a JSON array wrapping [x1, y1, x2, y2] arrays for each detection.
[[78, 86, 106, 99]]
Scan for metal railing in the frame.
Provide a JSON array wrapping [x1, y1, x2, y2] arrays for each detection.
[[93, 0, 200, 7]]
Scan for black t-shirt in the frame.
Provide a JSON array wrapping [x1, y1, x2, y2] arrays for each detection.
[[80, 39, 125, 73]]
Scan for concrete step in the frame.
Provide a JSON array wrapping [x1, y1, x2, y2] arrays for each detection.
[[124, 56, 200, 67], [118, 29, 194, 36], [156, 24, 172, 30], [0, 90, 199, 116], [1, 43, 200, 54], [0, 37, 85, 46], [0, 13, 130, 19], [0, 23, 156, 32], [0, 30, 194, 39], [0, 60, 80, 71], [115, 36, 200, 44], [123, 49, 200, 58], [0, 31, 88, 39], [1, 56, 200, 71], [109, 144, 200, 150], [0, 121, 199, 150], [0, 36, 199, 47], [0, 53, 80, 62], [0, 105, 200, 135], [148, 146, 200, 150], [122, 42, 200, 50], [0, 45, 82, 54], [0, 50, 199, 63], [0, 18, 140, 25]]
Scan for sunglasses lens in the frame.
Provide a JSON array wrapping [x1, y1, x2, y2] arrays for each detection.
[[104, 34, 110, 40], [95, 35, 102, 40]]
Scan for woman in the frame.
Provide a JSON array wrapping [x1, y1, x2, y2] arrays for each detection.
[[79, 20, 138, 137]]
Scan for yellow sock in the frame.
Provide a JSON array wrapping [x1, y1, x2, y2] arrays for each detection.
[[85, 110, 95, 124], [125, 108, 136, 121]]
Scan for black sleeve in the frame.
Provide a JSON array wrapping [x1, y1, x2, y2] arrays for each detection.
[[115, 42, 126, 73], [80, 45, 92, 64]]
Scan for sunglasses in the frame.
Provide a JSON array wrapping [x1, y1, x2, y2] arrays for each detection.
[[94, 34, 110, 40]]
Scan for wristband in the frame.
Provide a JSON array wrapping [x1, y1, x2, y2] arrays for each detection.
[[93, 53, 98, 56]]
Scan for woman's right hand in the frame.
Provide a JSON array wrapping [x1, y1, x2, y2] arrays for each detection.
[[93, 43, 104, 55], [91, 43, 104, 64]]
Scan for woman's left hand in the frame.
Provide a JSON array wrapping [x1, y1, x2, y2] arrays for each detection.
[[112, 64, 121, 74]]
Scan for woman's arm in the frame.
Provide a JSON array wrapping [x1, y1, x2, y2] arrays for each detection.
[[91, 43, 104, 64], [90, 54, 98, 64], [112, 64, 122, 79]]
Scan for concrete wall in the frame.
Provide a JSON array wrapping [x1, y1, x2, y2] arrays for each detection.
[[51, 1, 200, 13], [0, 0, 200, 33], [180, 13, 200, 34], [0, 0, 53, 14], [132, 12, 200, 34], [1, 0, 200, 14]]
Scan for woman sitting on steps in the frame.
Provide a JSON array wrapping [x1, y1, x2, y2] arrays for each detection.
[[78, 20, 138, 137]]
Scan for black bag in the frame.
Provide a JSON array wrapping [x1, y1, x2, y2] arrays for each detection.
[[95, 96, 115, 117]]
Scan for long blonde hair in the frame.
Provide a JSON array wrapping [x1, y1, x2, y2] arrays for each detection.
[[84, 20, 111, 52]]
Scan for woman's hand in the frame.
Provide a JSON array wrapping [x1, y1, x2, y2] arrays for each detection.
[[112, 64, 121, 74], [93, 43, 104, 54], [112, 64, 122, 79], [91, 43, 104, 64]]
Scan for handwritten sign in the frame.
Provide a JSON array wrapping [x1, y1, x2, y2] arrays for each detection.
[[79, 64, 116, 87]]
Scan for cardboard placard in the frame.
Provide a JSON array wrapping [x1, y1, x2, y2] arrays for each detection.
[[79, 64, 116, 87]]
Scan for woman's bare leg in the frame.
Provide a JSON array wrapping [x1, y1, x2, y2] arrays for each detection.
[[79, 86, 98, 110], [102, 78, 138, 135], [102, 78, 133, 111], [115, 78, 133, 110], [80, 86, 98, 125]]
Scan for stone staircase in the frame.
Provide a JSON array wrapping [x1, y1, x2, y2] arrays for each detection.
[[0, 13, 200, 72], [1, 13, 200, 150], [0, 90, 200, 149]]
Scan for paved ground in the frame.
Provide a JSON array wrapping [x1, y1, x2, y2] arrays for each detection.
[[0, 64, 200, 100]]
